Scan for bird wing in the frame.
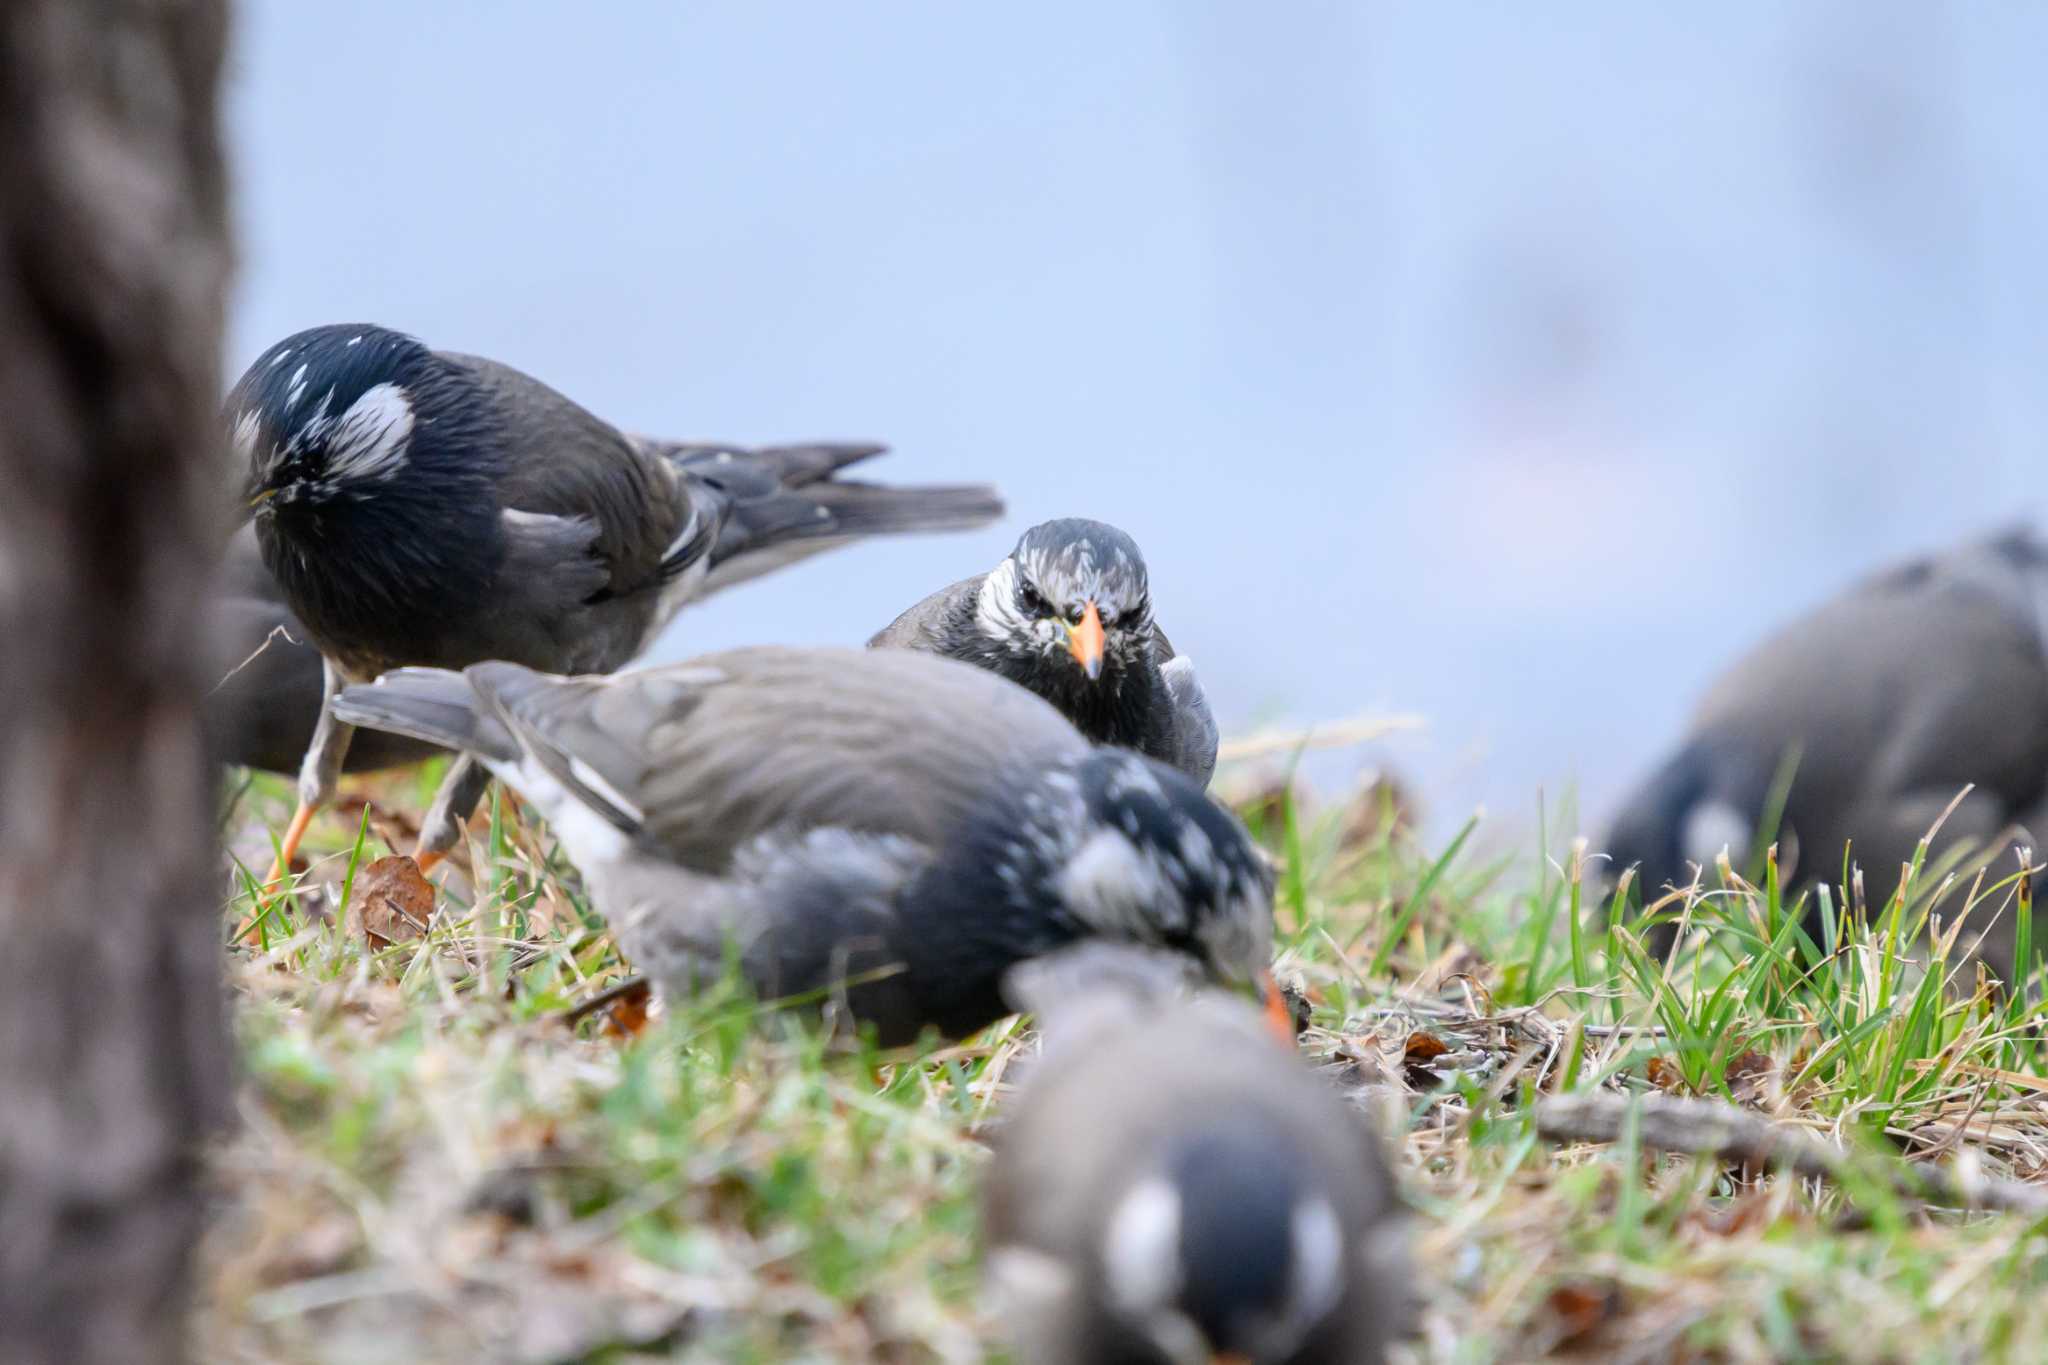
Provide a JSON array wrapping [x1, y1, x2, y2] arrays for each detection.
[[436, 351, 684, 601], [867, 575, 986, 650], [1159, 655, 1220, 787], [465, 646, 1088, 873]]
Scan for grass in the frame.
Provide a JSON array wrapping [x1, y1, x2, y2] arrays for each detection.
[[198, 762, 2048, 1363]]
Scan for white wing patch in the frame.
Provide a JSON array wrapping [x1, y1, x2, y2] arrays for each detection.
[[568, 755, 646, 827]]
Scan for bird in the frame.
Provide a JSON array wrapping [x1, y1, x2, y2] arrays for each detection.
[[330, 645, 1289, 1046], [984, 947, 1407, 1365], [1602, 527, 2048, 981], [232, 322, 1002, 884], [868, 517, 1220, 786], [203, 523, 438, 775]]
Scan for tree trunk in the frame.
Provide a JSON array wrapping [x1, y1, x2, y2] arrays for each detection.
[[0, 3, 231, 1362]]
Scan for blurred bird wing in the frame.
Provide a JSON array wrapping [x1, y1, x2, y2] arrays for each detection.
[[867, 575, 986, 650], [1159, 655, 1220, 786], [468, 647, 1088, 872]]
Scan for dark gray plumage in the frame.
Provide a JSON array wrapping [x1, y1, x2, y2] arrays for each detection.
[[332, 647, 1276, 1046], [233, 323, 1002, 876], [1603, 527, 2048, 981], [986, 956, 1405, 1365], [869, 517, 1220, 786], [203, 524, 438, 774]]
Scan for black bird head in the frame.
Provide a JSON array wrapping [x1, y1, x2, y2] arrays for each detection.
[[230, 324, 507, 667], [1095, 1120, 1351, 1363], [234, 325, 495, 512], [975, 518, 1155, 689], [913, 748, 1277, 1035]]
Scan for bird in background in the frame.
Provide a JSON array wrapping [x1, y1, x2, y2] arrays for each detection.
[[870, 517, 1220, 786], [985, 944, 1407, 1365], [331, 646, 1290, 1047], [1603, 526, 2048, 982], [232, 322, 1002, 886]]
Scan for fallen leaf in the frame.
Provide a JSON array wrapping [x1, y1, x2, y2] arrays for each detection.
[[1646, 1055, 1684, 1091], [350, 855, 435, 949], [601, 987, 652, 1039], [1543, 1278, 1622, 1351], [1403, 1030, 1450, 1062], [333, 792, 421, 853], [1724, 1050, 1775, 1107], [1401, 1030, 1451, 1088]]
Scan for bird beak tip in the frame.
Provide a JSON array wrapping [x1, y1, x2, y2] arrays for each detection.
[[1065, 600, 1106, 679]]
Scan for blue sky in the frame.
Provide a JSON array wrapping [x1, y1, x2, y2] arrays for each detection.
[[227, 2, 2048, 847]]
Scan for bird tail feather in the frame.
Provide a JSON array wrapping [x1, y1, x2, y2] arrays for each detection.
[[333, 668, 519, 763], [690, 443, 1002, 598]]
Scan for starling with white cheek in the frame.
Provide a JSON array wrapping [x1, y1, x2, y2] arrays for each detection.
[[234, 323, 1001, 883], [870, 518, 1220, 785]]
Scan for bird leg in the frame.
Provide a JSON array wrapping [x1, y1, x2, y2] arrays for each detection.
[[1259, 969, 1297, 1044], [262, 656, 356, 893], [414, 753, 492, 874]]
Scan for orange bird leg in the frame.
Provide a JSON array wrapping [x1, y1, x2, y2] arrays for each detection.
[[262, 801, 318, 895], [1259, 968, 1297, 1044]]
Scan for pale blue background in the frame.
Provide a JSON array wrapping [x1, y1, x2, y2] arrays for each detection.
[[226, 3, 2048, 846]]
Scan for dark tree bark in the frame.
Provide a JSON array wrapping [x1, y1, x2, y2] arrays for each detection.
[[0, 3, 231, 1362]]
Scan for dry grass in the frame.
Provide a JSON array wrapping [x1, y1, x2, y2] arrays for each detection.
[[196, 763, 2048, 1363]]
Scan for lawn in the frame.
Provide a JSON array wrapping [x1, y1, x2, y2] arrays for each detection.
[[198, 761, 2048, 1363]]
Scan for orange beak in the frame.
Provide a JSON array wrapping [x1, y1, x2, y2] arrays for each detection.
[[1258, 968, 1296, 1044], [1064, 600, 1105, 680]]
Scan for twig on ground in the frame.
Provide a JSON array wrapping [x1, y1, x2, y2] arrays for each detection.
[[1534, 1090, 2048, 1217], [1216, 712, 1426, 763], [562, 975, 651, 1028]]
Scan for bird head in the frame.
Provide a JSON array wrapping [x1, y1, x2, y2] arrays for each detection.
[[988, 750, 1283, 1036], [976, 518, 1154, 685], [1098, 1122, 1351, 1365], [231, 323, 501, 527]]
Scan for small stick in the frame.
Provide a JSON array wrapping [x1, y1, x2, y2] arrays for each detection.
[[562, 974, 650, 1028], [1534, 1091, 2048, 1217]]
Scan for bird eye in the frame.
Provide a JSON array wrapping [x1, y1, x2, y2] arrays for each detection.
[[1017, 581, 1047, 615]]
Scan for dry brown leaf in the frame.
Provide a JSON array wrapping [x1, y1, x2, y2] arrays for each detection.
[[1646, 1055, 1684, 1091], [1724, 1050, 1775, 1107], [1404, 1030, 1450, 1062], [1543, 1278, 1622, 1351], [350, 855, 436, 949], [332, 793, 421, 855], [601, 986, 652, 1039]]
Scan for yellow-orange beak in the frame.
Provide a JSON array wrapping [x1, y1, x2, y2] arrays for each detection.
[[247, 486, 278, 510], [1064, 599, 1105, 680], [1258, 968, 1296, 1044]]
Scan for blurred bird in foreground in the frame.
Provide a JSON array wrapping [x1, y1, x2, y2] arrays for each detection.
[[1603, 527, 2048, 982], [232, 323, 1001, 885], [333, 646, 1290, 1046], [985, 945, 1406, 1365], [871, 517, 1219, 785]]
